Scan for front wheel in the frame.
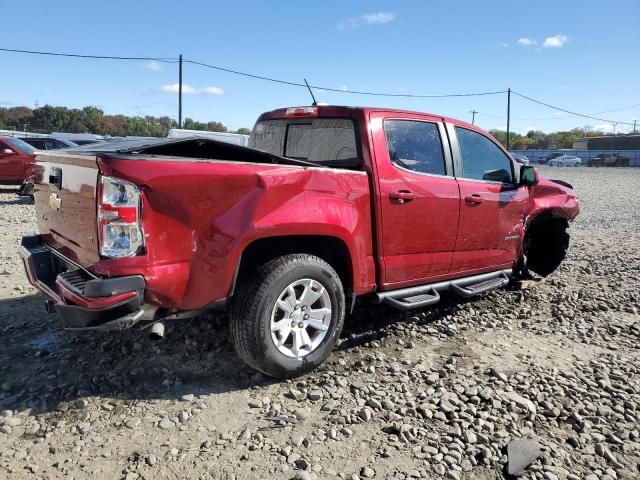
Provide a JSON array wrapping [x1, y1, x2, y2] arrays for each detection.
[[230, 254, 345, 378]]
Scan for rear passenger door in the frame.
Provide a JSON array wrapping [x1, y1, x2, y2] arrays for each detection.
[[370, 112, 460, 289], [448, 124, 529, 274]]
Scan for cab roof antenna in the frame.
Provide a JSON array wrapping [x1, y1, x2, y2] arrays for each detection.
[[304, 78, 318, 106]]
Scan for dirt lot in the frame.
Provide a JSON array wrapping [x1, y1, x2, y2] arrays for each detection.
[[1, 166, 639, 480]]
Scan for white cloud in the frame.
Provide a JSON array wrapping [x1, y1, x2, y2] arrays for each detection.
[[497, 42, 509, 48], [339, 85, 348, 91], [339, 12, 395, 29], [594, 124, 614, 132], [144, 61, 162, 71], [524, 126, 537, 133], [517, 37, 537, 46], [362, 12, 395, 24], [543, 34, 568, 48], [161, 83, 224, 95], [200, 86, 225, 95]]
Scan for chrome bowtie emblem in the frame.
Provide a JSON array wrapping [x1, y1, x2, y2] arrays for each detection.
[[49, 193, 61, 211]]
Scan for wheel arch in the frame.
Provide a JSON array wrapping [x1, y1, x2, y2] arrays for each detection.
[[231, 235, 354, 299], [522, 210, 570, 277]]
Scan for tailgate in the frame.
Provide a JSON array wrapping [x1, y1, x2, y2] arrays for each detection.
[[33, 152, 100, 267]]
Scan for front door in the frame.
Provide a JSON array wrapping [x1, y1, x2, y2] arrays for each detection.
[[448, 124, 529, 274], [371, 112, 461, 289]]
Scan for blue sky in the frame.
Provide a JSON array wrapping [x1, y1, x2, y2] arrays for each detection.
[[1, 0, 639, 133]]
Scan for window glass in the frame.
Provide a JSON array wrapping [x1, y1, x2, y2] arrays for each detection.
[[4, 136, 36, 154], [383, 120, 445, 175], [455, 127, 513, 183], [250, 118, 359, 167]]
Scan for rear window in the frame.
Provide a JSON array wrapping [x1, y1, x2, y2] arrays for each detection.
[[249, 118, 360, 167]]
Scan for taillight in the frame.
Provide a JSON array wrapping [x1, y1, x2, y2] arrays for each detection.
[[98, 175, 144, 258], [285, 106, 318, 117]]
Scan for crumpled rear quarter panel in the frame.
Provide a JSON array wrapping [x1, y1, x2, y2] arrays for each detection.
[[95, 157, 374, 310]]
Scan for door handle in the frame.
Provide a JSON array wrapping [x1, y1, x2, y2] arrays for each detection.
[[464, 194, 484, 204], [390, 190, 416, 203]]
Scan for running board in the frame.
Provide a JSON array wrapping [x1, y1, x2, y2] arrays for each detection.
[[375, 269, 512, 311], [449, 272, 510, 298]]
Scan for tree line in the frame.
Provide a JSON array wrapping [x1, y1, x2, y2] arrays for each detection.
[[489, 127, 615, 150], [0, 105, 251, 137]]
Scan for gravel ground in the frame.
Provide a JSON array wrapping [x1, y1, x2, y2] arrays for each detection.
[[0, 167, 639, 480]]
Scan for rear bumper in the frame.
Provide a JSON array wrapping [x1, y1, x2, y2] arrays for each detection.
[[20, 235, 146, 330]]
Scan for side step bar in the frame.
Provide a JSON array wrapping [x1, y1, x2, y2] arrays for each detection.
[[375, 269, 512, 311]]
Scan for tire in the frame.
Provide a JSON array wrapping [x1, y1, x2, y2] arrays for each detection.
[[230, 254, 345, 378]]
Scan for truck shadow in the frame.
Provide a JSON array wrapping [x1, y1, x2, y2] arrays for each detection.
[[0, 293, 452, 416], [0, 197, 32, 206]]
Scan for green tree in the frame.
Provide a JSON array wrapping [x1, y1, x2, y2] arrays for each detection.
[[0, 103, 249, 137]]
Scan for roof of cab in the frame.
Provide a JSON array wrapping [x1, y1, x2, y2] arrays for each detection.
[[257, 105, 480, 132]]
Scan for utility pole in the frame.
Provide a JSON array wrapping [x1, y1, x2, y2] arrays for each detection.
[[506, 88, 511, 151], [633, 119, 637, 134], [469, 110, 478, 125], [178, 54, 183, 128]]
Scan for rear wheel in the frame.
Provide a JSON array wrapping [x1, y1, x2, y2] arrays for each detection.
[[230, 254, 345, 378]]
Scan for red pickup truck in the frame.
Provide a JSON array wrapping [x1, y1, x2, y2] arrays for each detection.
[[0, 135, 36, 184], [21, 105, 579, 378]]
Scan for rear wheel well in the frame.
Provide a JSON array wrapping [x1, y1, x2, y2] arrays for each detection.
[[233, 236, 352, 297], [524, 213, 570, 277]]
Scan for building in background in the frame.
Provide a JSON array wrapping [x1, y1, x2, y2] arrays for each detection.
[[573, 134, 640, 151]]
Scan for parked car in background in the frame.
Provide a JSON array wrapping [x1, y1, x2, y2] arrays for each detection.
[[0, 135, 36, 184], [538, 152, 564, 164], [587, 153, 631, 167], [20, 137, 78, 150], [548, 155, 581, 167], [21, 105, 580, 378], [510, 153, 530, 166], [50, 132, 105, 146]]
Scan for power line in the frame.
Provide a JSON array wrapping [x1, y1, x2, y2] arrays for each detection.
[[0, 47, 178, 63], [512, 90, 636, 126], [184, 59, 305, 88], [479, 101, 640, 122], [185, 58, 507, 98]]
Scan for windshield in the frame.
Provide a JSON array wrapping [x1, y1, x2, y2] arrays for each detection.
[[4, 136, 36, 154], [249, 118, 360, 168]]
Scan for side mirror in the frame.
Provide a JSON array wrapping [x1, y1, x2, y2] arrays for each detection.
[[520, 165, 538, 186], [2, 148, 14, 155]]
